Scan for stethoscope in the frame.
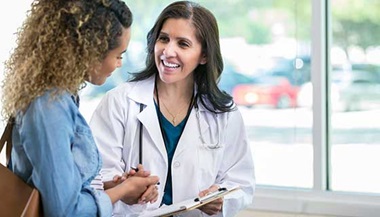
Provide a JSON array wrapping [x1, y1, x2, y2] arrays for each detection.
[[193, 96, 222, 149]]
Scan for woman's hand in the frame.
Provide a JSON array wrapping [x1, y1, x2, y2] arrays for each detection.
[[137, 183, 159, 204], [111, 164, 151, 184], [197, 185, 224, 215], [116, 164, 159, 205], [106, 174, 159, 205]]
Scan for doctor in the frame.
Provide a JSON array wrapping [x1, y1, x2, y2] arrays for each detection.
[[90, 1, 255, 216]]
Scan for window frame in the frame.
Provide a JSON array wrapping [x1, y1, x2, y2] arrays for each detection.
[[250, 0, 380, 216]]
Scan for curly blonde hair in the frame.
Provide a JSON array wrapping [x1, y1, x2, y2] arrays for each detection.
[[1, 0, 132, 120]]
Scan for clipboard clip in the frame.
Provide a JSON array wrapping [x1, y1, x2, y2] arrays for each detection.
[[194, 187, 227, 203]]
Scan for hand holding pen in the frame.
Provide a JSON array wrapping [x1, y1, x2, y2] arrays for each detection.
[[112, 164, 160, 204], [197, 184, 224, 215], [112, 164, 150, 184]]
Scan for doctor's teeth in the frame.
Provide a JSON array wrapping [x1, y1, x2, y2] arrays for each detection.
[[163, 60, 179, 68]]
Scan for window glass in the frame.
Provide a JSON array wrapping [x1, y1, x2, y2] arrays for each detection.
[[84, 0, 314, 188], [212, 1, 313, 188], [330, 0, 380, 194]]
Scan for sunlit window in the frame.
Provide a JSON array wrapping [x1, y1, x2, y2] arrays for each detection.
[[221, 1, 313, 189], [330, 0, 380, 194]]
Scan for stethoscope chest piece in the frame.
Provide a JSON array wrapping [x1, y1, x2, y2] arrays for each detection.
[[204, 143, 222, 149]]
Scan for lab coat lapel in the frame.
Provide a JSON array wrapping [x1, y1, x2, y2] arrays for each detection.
[[138, 103, 168, 164], [129, 76, 168, 164]]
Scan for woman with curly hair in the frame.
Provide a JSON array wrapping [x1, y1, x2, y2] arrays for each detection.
[[1, 0, 159, 216]]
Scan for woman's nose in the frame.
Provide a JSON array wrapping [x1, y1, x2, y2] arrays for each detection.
[[163, 43, 176, 57]]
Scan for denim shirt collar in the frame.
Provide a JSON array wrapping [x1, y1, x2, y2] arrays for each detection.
[[71, 95, 80, 107]]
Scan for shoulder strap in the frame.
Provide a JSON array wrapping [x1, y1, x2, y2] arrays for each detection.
[[0, 118, 14, 166], [139, 104, 144, 165]]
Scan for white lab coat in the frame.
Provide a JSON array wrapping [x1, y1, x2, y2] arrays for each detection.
[[90, 76, 255, 217]]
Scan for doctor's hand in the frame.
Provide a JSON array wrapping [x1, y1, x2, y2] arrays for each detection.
[[112, 164, 151, 184], [137, 181, 159, 204], [118, 164, 159, 205], [197, 185, 224, 216], [126, 164, 159, 204], [105, 175, 159, 205]]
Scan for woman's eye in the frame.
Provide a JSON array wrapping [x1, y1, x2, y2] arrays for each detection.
[[117, 56, 123, 60], [158, 36, 169, 42], [179, 41, 189, 47]]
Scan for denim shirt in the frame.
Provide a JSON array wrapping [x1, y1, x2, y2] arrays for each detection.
[[10, 91, 112, 217]]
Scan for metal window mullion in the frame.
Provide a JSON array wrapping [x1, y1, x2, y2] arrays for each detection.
[[311, 0, 330, 191]]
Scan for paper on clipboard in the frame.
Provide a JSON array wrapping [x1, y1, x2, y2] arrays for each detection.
[[139, 186, 240, 217]]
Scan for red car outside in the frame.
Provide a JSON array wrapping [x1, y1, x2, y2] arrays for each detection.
[[232, 76, 299, 109]]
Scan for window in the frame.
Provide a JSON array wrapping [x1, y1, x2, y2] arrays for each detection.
[[330, 0, 380, 194]]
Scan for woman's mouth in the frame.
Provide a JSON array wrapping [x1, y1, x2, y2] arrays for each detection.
[[162, 60, 180, 68]]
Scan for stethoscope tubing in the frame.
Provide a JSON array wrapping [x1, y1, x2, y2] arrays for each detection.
[[194, 99, 222, 149]]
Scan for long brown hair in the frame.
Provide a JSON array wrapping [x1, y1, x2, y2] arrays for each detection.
[[131, 1, 234, 113]]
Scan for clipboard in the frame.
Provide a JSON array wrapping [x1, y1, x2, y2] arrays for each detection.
[[139, 186, 240, 217]]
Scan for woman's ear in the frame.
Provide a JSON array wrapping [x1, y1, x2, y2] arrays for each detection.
[[200, 54, 207, 65]]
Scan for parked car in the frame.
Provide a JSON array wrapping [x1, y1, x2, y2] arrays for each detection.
[[218, 62, 255, 95], [352, 63, 379, 71], [297, 69, 380, 112], [232, 75, 299, 109], [333, 70, 380, 111], [263, 56, 311, 86]]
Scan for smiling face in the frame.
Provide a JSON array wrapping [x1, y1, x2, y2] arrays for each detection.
[[154, 18, 206, 86], [88, 27, 131, 85]]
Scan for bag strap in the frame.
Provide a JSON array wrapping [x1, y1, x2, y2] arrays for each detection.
[[138, 103, 143, 165], [0, 118, 14, 166]]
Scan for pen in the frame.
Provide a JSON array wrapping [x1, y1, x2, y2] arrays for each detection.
[[130, 167, 160, 185], [130, 166, 139, 172]]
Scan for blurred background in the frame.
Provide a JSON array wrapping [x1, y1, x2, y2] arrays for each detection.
[[1, 0, 380, 216]]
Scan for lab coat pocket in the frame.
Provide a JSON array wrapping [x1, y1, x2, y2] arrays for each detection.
[[197, 143, 225, 184]]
